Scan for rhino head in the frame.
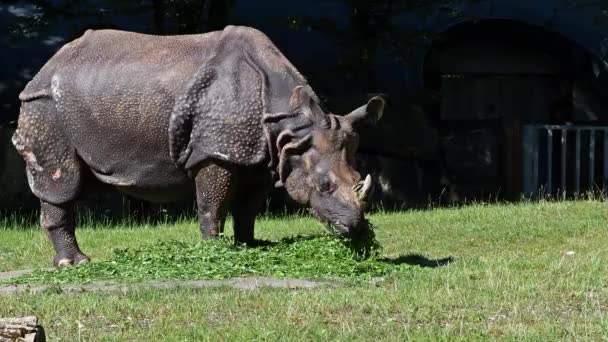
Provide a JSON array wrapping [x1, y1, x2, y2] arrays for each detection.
[[263, 86, 385, 237]]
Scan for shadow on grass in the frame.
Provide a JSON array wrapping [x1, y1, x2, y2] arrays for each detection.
[[380, 254, 455, 268], [245, 235, 455, 268]]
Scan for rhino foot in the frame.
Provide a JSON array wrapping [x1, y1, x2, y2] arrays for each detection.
[[53, 253, 90, 268]]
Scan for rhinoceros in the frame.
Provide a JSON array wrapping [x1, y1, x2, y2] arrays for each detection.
[[13, 25, 385, 267]]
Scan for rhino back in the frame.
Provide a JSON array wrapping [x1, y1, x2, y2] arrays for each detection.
[[21, 30, 222, 191]]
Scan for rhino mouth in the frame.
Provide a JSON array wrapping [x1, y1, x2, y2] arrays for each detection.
[[326, 221, 350, 236], [309, 208, 351, 237]]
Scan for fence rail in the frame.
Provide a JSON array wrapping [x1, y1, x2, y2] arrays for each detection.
[[522, 125, 608, 196]]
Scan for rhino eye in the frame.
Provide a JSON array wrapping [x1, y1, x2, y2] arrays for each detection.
[[316, 176, 333, 193]]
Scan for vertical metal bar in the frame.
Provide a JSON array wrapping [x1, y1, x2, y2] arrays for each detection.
[[561, 128, 567, 193], [589, 129, 595, 191], [546, 129, 553, 194], [533, 129, 539, 194], [604, 130, 608, 192], [522, 125, 535, 195], [575, 129, 581, 193]]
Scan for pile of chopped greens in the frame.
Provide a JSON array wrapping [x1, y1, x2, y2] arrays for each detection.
[[4, 227, 412, 285]]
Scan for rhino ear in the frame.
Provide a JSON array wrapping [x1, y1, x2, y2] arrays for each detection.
[[345, 95, 386, 126], [290, 86, 328, 128]]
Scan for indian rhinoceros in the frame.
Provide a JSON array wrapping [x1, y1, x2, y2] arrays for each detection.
[[13, 25, 385, 267]]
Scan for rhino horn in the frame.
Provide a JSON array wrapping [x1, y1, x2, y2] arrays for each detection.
[[345, 95, 386, 125], [353, 174, 373, 206]]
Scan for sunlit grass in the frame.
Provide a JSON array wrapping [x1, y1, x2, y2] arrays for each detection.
[[1, 200, 607, 340]]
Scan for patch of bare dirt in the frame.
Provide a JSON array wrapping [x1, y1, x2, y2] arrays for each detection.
[[0, 269, 35, 281], [0, 277, 337, 296]]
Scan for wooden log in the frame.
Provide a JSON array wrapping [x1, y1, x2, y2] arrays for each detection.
[[0, 316, 45, 342]]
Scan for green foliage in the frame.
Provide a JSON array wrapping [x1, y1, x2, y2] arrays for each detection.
[[4, 231, 397, 285], [343, 218, 383, 258], [276, 0, 482, 93], [3, 0, 235, 44]]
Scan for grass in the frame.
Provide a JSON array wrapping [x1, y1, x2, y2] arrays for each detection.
[[1, 200, 607, 340]]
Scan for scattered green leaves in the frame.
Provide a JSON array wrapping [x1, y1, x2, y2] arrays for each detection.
[[5, 234, 407, 285], [345, 219, 382, 259]]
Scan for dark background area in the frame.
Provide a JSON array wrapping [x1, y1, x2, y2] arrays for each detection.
[[1, 0, 607, 219]]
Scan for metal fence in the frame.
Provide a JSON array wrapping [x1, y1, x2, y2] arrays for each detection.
[[522, 125, 608, 196]]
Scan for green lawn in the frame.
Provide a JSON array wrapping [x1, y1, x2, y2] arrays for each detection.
[[1, 200, 607, 340]]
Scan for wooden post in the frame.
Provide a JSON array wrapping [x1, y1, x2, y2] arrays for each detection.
[[0, 316, 45, 342]]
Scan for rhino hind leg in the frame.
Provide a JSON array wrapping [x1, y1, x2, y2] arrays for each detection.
[[41, 200, 89, 267], [195, 162, 236, 239], [14, 99, 86, 266]]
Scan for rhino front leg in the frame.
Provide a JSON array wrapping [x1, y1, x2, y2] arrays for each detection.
[[230, 168, 272, 244], [195, 162, 236, 239], [40, 200, 90, 267]]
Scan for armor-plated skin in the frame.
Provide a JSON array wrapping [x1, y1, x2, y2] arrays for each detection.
[[13, 25, 385, 267]]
